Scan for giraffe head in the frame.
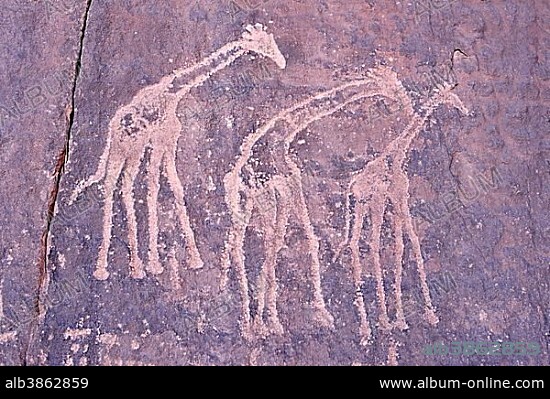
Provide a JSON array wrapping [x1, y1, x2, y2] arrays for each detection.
[[366, 65, 405, 98], [241, 23, 286, 69]]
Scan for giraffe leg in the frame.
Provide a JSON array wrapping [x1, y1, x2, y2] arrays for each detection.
[[348, 200, 372, 345], [390, 200, 408, 331], [163, 153, 204, 270], [370, 193, 392, 330], [145, 148, 164, 275], [261, 185, 286, 336], [230, 194, 255, 340], [332, 191, 353, 264], [290, 178, 334, 329], [253, 187, 277, 337], [167, 247, 182, 292], [220, 210, 239, 291], [68, 129, 113, 206], [266, 207, 287, 336], [95, 160, 125, 281], [400, 191, 439, 325], [121, 158, 146, 280], [387, 335, 400, 366], [220, 173, 242, 290]]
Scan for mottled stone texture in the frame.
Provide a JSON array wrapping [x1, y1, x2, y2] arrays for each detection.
[[0, 0, 548, 365]]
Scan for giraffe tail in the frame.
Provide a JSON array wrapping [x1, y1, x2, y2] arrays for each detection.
[[67, 127, 112, 205]]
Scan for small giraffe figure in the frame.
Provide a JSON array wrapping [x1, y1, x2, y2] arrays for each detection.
[[222, 66, 407, 339], [69, 24, 286, 281], [333, 78, 469, 346]]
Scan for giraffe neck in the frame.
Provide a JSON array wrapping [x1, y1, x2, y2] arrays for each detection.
[[168, 40, 244, 84], [167, 43, 248, 105], [389, 88, 453, 166], [391, 112, 427, 157], [280, 68, 416, 149], [230, 79, 377, 182]]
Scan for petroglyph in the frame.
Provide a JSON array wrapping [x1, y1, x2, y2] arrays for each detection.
[[67, 18, 467, 362], [69, 24, 286, 281], [167, 247, 183, 292], [333, 78, 469, 348], [222, 66, 412, 340]]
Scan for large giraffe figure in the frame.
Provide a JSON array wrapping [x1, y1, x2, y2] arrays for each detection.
[[69, 24, 286, 281], [333, 79, 469, 348], [222, 66, 408, 340]]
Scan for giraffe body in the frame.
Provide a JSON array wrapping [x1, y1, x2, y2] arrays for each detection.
[[69, 24, 286, 280]]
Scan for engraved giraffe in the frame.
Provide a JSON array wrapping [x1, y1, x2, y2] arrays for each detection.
[[333, 78, 469, 346], [222, 66, 409, 339], [69, 24, 286, 280]]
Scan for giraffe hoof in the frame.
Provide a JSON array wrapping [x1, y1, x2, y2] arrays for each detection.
[[131, 272, 145, 280], [253, 319, 268, 337], [359, 324, 372, 346], [425, 311, 439, 326], [146, 262, 164, 275], [268, 320, 284, 336], [360, 335, 372, 347], [315, 309, 335, 330], [393, 320, 409, 331], [188, 257, 204, 270], [130, 268, 146, 280], [378, 318, 392, 331], [93, 268, 110, 281], [240, 323, 254, 342]]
